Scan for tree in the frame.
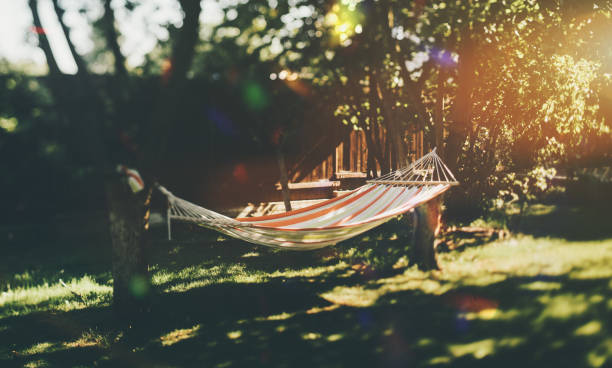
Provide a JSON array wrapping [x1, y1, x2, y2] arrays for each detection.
[[26, 0, 204, 320], [51, 0, 89, 75], [107, 0, 203, 320], [28, 0, 61, 76]]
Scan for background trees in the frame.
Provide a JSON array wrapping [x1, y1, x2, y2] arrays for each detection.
[[2, 0, 610, 317]]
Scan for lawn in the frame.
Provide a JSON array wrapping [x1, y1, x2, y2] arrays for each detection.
[[1, 203, 611, 368]]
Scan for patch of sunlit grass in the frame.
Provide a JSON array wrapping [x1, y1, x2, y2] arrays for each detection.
[[153, 262, 349, 293], [301, 332, 322, 340], [226, 330, 242, 340], [520, 281, 563, 291], [575, 321, 602, 336], [461, 308, 521, 321], [320, 285, 380, 307], [537, 294, 590, 320], [306, 304, 340, 315], [448, 338, 495, 359], [23, 360, 49, 368], [448, 337, 525, 360], [439, 236, 612, 283], [588, 339, 612, 367], [275, 325, 286, 333], [0, 276, 111, 318], [269, 262, 348, 279], [160, 325, 201, 346], [20, 341, 60, 356], [241, 251, 259, 258], [153, 264, 267, 292], [326, 333, 343, 342], [254, 311, 295, 321]]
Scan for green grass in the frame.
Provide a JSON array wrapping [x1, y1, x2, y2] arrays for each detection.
[[1, 204, 611, 368]]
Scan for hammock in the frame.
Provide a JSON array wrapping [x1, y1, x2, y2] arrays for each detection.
[[157, 149, 458, 250]]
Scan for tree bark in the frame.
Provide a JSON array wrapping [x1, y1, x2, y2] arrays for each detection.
[[276, 147, 292, 212], [363, 127, 377, 178], [411, 198, 441, 271], [51, 0, 88, 75], [30, 0, 154, 322], [28, 0, 61, 76], [101, 0, 127, 78], [147, 0, 202, 163], [169, 0, 202, 86], [445, 34, 477, 171], [434, 67, 448, 157], [367, 72, 389, 174], [106, 181, 151, 320]]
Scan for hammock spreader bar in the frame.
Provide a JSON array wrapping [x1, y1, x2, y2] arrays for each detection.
[[157, 149, 457, 250]]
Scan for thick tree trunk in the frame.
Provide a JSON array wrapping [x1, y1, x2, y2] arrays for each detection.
[[31, 0, 154, 321], [411, 198, 441, 271], [28, 0, 61, 75], [106, 180, 151, 320], [148, 0, 202, 162], [169, 0, 202, 85], [276, 147, 292, 212]]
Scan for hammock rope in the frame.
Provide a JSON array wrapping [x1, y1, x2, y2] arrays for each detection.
[[157, 148, 458, 250]]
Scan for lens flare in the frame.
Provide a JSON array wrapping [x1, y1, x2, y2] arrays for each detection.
[[207, 108, 237, 136], [242, 81, 269, 110], [233, 163, 248, 183], [325, 2, 365, 46]]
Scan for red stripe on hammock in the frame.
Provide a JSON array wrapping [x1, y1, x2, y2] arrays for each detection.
[[236, 187, 359, 222], [250, 185, 378, 228], [329, 186, 392, 227]]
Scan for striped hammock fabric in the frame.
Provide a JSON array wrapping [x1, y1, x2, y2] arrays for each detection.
[[157, 149, 458, 250]]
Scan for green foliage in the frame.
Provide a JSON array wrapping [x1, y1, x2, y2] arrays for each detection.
[[492, 166, 559, 210], [7, 0, 612, 220]]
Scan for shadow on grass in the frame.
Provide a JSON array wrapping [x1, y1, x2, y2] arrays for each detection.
[[509, 204, 612, 241], [2, 270, 610, 368], [2, 207, 612, 367]]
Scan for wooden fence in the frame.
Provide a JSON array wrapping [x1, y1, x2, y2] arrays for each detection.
[[297, 127, 424, 182]]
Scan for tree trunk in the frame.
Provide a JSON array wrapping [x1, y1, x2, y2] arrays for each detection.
[[434, 67, 447, 157], [276, 147, 292, 212], [106, 180, 151, 321], [367, 72, 389, 174], [169, 0, 202, 85], [28, 0, 61, 75], [30, 0, 154, 322], [364, 128, 377, 178], [101, 0, 127, 78], [372, 122, 390, 174], [147, 0, 202, 162], [51, 0, 88, 75], [445, 35, 477, 171], [411, 198, 441, 271]]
